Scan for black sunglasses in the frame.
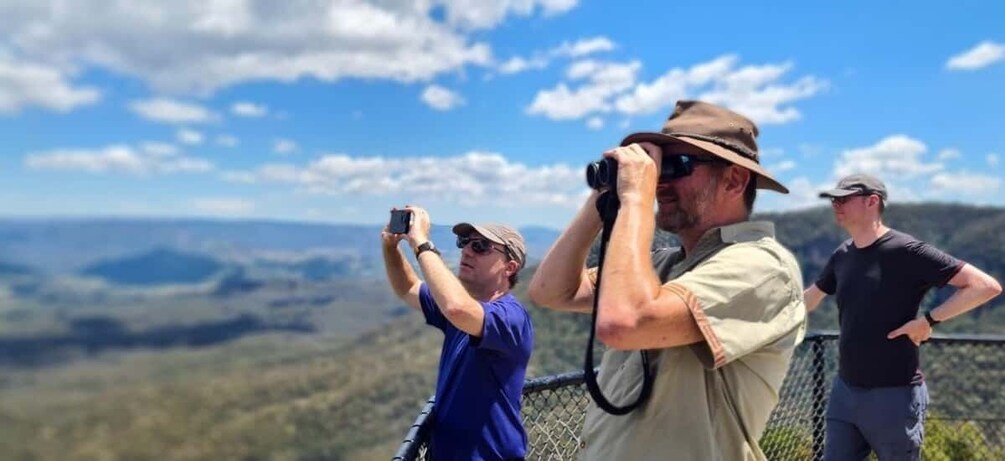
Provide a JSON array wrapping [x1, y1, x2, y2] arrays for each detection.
[[660, 154, 728, 182], [830, 193, 873, 205], [456, 236, 509, 257]]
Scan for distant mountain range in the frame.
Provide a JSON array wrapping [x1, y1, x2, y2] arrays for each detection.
[[0, 218, 563, 284], [1, 204, 1003, 329]]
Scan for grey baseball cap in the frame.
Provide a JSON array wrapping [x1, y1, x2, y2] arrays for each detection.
[[452, 222, 527, 269], [819, 174, 888, 202]]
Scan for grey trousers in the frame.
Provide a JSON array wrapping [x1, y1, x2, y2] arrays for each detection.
[[823, 376, 929, 461]]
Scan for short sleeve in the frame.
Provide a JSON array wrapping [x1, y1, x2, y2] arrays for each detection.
[[905, 241, 963, 288], [668, 243, 803, 369], [418, 283, 448, 331], [816, 250, 838, 295], [474, 297, 531, 356]]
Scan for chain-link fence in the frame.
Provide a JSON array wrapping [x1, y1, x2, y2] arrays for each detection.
[[393, 332, 1005, 460]]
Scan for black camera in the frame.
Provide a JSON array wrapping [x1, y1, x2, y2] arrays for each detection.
[[585, 157, 618, 190], [388, 209, 412, 234]]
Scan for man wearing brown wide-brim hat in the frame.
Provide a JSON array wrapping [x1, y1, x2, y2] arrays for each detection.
[[529, 100, 806, 460]]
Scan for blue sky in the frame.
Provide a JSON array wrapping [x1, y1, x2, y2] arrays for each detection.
[[1, 0, 1002, 229]]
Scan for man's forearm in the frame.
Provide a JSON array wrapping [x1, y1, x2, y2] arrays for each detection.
[[596, 195, 660, 334], [416, 251, 474, 310], [383, 243, 420, 299], [930, 283, 1001, 322], [803, 285, 825, 312], [415, 250, 486, 336]]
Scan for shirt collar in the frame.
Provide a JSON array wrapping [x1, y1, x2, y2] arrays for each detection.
[[691, 220, 775, 255]]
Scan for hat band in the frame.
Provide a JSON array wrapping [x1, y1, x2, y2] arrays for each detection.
[[672, 132, 758, 163]]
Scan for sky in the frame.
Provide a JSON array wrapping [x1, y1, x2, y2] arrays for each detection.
[[0, 0, 1003, 230]]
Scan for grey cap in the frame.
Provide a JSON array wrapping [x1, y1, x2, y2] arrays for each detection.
[[819, 174, 888, 202], [452, 222, 527, 269]]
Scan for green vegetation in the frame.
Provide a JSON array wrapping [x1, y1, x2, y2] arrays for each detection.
[[0, 204, 1002, 460]]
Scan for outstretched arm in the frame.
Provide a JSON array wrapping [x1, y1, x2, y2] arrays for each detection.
[[406, 206, 486, 337], [803, 284, 827, 312], [381, 223, 422, 310]]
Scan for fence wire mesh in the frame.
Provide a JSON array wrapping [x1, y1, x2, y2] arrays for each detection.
[[394, 333, 1005, 460]]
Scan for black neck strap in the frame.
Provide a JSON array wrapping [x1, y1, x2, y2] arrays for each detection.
[[583, 191, 655, 416]]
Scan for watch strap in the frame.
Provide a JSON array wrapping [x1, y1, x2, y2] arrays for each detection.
[[415, 241, 440, 257], [924, 311, 941, 327]]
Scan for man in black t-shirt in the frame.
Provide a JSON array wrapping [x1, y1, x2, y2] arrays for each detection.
[[804, 173, 1001, 461]]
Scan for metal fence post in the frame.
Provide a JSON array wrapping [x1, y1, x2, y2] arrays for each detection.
[[811, 336, 827, 461]]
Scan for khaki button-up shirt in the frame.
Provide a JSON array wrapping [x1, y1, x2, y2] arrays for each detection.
[[579, 221, 806, 461]]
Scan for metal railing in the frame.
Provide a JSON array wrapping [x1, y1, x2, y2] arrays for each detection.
[[393, 332, 1005, 460]]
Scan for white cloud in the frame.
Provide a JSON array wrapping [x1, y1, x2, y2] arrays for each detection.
[[273, 138, 298, 155], [930, 172, 1002, 194], [757, 176, 831, 212], [497, 36, 614, 75], [24, 144, 213, 175], [988, 153, 1000, 167], [761, 147, 785, 158], [439, 0, 578, 30], [614, 55, 735, 115], [527, 60, 641, 119], [937, 148, 962, 160], [140, 142, 179, 157], [497, 56, 549, 74], [216, 135, 239, 148], [176, 128, 204, 145], [530, 55, 826, 124], [698, 63, 827, 124], [553, 36, 615, 58], [586, 116, 604, 130], [769, 160, 797, 172], [798, 144, 825, 157], [0, 55, 100, 114], [220, 171, 257, 183], [0, 1, 579, 94], [226, 151, 587, 208], [231, 101, 268, 117], [129, 98, 217, 124], [193, 198, 255, 215], [421, 85, 465, 110], [833, 135, 943, 179], [946, 41, 1005, 70]]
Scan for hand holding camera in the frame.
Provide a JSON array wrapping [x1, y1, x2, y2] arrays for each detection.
[[388, 209, 412, 234], [384, 206, 432, 248]]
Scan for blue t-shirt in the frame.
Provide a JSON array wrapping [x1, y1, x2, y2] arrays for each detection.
[[419, 284, 534, 461]]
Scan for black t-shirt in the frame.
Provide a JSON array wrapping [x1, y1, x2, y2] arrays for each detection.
[[816, 229, 963, 387]]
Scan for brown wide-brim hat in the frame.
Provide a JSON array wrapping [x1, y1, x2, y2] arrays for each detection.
[[620, 100, 789, 193]]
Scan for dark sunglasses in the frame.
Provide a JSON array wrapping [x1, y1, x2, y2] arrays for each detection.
[[660, 154, 728, 182], [830, 193, 872, 205], [456, 236, 509, 257]]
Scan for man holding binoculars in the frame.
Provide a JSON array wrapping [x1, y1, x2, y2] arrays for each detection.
[[529, 100, 806, 460], [381, 206, 533, 461]]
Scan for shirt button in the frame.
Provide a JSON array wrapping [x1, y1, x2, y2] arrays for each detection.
[[579, 440, 587, 449]]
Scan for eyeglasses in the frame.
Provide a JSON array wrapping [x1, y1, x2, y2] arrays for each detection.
[[660, 154, 728, 182], [456, 236, 509, 257], [830, 193, 871, 205]]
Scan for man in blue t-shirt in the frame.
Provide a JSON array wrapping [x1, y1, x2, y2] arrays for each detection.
[[381, 205, 534, 461], [804, 174, 1001, 460]]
